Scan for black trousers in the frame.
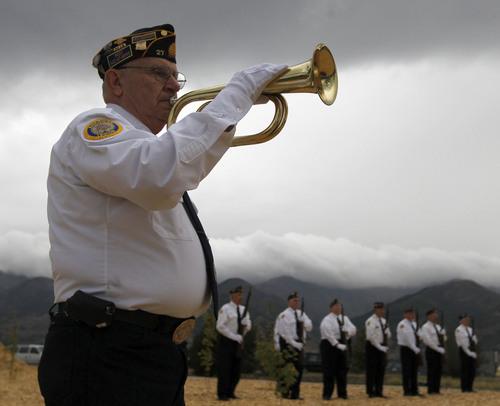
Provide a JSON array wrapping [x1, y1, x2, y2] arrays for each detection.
[[425, 347, 443, 394], [38, 313, 188, 406], [459, 348, 476, 392], [279, 337, 303, 399], [216, 335, 242, 398], [365, 341, 386, 396], [400, 346, 419, 395], [320, 339, 348, 399]]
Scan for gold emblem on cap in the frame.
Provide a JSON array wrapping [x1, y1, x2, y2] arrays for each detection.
[[136, 41, 147, 51], [172, 319, 196, 344], [161, 30, 168, 36], [114, 38, 126, 45], [168, 43, 176, 59]]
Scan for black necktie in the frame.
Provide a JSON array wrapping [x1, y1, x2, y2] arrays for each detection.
[[237, 305, 242, 330], [433, 324, 440, 339], [295, 311, 300, 336], [182, 192, 218, 318], [379, 318, 385, 344], [465, 326, 471, 339]]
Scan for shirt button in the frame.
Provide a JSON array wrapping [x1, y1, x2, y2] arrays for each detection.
[[236, 107, 243, 113]]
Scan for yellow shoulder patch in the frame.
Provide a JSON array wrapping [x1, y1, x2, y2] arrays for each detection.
[[84, 119, 123, 140], [400, 324, 405, 329], [281, 314, 285, 319], [219, 309, 224, 314]]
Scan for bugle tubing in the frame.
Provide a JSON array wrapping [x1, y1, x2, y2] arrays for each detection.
[[167, 43, 338, 146]]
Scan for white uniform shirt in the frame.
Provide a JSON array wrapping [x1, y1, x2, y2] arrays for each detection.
[[396, 318, 421, 353], [216, 301, 251, 342], [365, 313, 391, 350], [421, 321, 446, 351], [320, 312, 357, 347], [273, 314, 281, 350], [49, 92, 251, 318], [276, 307, 313, 346], [455, 324, 477, 357]]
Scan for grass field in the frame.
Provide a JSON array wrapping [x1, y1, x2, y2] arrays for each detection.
[[1, 345, 499, 405]]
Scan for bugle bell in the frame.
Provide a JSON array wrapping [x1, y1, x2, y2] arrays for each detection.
[[167, 43, 338, 146]]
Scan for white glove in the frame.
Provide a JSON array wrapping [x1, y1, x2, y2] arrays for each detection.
[[440, 329, 446, 336], [233, 334, 243, 344], [341, 326, 349, 332], [414, 348, 421, 355], [472, 335, 478, 344], [379, 345, 388, 353], [469, 351, 477, 359], [274, 342, 281, 351], [437, 347, 445, 355], [225, 63, 288, 104], [240, 318, 249, 326], [291, 340, 304, 351], [337, 343, 347, 352]]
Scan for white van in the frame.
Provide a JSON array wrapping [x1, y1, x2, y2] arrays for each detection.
[[15, 344, 44, 365]]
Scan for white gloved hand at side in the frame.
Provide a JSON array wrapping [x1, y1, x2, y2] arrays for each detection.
[[291, 340, 304, 351]]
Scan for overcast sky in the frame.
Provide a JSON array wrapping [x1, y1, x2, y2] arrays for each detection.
[[1, 0, 499, 290]]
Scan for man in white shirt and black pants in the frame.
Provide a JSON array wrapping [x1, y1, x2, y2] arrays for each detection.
[[319, 298, 357, 400], [216, 286, 251, 401], [396, 308, 422, 396], [455, 313, 478, 392], [37, 22, 287, 406], [365, 302, 391, 398], [276, 292, 313, 399], [421, 309, 447, 395]]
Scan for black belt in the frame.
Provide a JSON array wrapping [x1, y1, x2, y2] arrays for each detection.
[[56, 302, 195, 344]]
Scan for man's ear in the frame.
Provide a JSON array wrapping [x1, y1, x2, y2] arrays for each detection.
[[104, 69, 124, 97]]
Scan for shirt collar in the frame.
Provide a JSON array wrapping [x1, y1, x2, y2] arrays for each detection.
[[107, 103, 152, 133]]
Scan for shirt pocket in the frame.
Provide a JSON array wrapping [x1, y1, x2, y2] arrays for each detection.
[[151, 205, 193, 241]]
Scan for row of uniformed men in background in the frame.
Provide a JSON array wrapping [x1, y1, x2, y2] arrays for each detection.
[[214, 287, 479, 401]]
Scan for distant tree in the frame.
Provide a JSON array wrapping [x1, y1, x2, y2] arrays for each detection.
[[188, 326, 206, 375], [240, 327, 258, 373], [6, 318, 19, 378], [443, 337, 460, 377], [255, 321, 298, 396], [350, 326, 366, 374], [194, 312, 218, 376]]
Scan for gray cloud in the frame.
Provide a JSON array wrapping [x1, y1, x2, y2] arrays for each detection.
[[0, 231, 51, 278], [2, 1, 499, 77], [2, 230, 499, 291], [1, 1, 499, 286]]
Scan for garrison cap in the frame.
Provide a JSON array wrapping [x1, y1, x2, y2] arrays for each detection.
[[404, 307, 414, 314], [92, 24, 176, 79], [426, 309, 436, 316], [229, 286, 243, 294], [373, 302, 384, 309], [288, 292, 299, 300], [330, 298, 340, 307], [459, 312, 468, 320]]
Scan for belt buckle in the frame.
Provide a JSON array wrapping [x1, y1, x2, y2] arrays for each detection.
[[172, 319, 196, 344]]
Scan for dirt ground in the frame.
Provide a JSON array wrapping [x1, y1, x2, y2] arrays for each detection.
[[1, 355, 499, 405]]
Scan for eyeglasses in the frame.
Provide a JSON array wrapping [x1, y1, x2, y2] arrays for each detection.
[[117, 66, 186, 89]]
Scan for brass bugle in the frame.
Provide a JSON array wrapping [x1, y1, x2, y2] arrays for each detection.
[[167, 43, 338, 147]]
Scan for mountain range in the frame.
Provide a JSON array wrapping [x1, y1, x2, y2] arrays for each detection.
[[1, 271, 499, 375]]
